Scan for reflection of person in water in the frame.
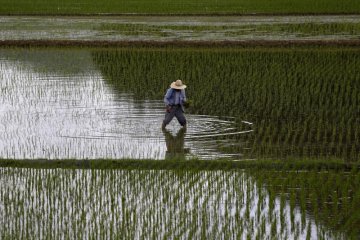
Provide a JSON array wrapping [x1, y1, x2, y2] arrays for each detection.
[[162, 127, 189, 160]]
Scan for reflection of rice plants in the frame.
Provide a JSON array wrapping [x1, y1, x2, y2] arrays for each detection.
[[92, 47, 360, 161], [0, 167, 345, 239]]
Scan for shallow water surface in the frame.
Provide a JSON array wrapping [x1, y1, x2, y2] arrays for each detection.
[[0, 48, 251, 160]]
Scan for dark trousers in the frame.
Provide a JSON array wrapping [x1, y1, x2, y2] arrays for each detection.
[[163, 105, 187, 127]]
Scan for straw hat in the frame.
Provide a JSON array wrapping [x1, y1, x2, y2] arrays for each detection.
[[170, 79, 186, 90]]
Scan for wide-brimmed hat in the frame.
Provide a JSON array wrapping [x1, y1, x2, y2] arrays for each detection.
[[170, 79, 186, 90]]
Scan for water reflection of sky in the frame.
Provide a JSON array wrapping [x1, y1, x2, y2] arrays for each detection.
[[0, 49, 252, 160]]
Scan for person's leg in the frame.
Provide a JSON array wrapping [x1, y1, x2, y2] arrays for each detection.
[[175, 106, 187, 127], [162, 107, 176, 128]]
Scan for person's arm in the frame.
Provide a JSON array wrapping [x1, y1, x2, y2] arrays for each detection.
[[164, 88, 172, 106], [164, 88, 174, 112], [181, 89, 187, 104]]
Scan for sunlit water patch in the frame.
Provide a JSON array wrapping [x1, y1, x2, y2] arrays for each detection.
[[0, 48, 252, 160], [0, 168, 340, 239]]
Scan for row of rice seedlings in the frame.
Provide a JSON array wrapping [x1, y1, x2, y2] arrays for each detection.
[[1, 0, 359, 15], [92, 46, 360, 160], [251, 168, 360, 238], [97, 22, 360, 38], [0, 167, 340, 239], [226, 22, 360, 37]]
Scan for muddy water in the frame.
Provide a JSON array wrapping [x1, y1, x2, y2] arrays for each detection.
[[0, 48, 252, 160]]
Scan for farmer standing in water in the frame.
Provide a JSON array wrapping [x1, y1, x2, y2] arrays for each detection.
[[162, 79, 187, 129]]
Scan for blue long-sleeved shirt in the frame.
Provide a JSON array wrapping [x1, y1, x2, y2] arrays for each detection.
[[164, 88, 186, 106]]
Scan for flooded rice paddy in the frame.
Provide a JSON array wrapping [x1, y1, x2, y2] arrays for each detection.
[[0, 33, 359, 240], [1, 46, 359, 160], [1, 15, 360, 42], [0, 48, 252, 160], [1, 167, 355, 239], [91, 46, 360, 161]]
